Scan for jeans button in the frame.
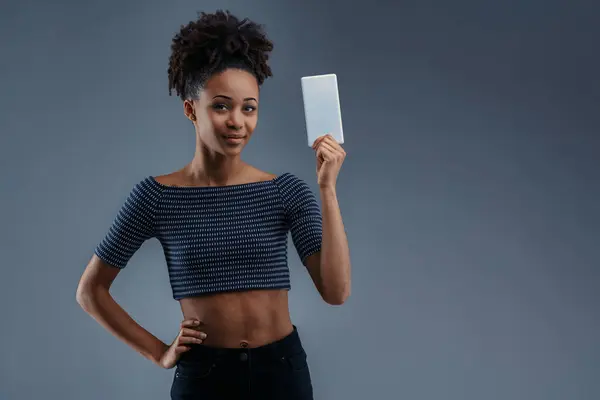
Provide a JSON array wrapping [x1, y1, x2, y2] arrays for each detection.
[[240, 352, 248, 362]]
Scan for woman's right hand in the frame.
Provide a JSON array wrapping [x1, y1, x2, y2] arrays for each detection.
[[159, 319, 207, 369]]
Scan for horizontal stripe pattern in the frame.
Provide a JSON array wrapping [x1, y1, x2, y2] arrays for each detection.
[[94, 173, 322, 300]]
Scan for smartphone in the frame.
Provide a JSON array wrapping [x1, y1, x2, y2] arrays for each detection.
[[301, 73, 345, 147]]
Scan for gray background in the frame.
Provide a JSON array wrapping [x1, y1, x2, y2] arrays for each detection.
[[1, 0, 598, 399]]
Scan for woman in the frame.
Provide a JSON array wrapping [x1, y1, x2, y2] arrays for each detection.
[[76, 10, 351, 400]]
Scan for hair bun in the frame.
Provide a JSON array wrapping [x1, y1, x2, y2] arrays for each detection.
[[222, 31, 247, 57], [168, 10, 274, 99]]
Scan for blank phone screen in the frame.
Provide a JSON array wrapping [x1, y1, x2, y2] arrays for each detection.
[[301, 74, 344, 147]]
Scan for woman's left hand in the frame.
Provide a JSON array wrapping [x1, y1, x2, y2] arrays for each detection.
[[313, 134, 346, 189]]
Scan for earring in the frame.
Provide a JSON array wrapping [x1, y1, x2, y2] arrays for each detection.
[[190, 115, 196, 122]]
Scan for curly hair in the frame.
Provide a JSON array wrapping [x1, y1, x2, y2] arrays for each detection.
[[168, 10, 274, 100]]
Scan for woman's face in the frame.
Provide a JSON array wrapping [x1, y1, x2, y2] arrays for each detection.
[[185, 68, 260, 157]]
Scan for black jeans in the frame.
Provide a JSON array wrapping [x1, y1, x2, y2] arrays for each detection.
[[170, 326, 314, 399]]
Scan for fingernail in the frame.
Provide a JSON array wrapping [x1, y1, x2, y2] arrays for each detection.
[[201, 333, 207, 339]]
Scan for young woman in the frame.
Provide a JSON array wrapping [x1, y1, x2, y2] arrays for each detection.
[[76, 10, 351, 399]]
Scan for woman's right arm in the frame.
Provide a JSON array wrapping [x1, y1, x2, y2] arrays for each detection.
[[76, 254, 168, 367]]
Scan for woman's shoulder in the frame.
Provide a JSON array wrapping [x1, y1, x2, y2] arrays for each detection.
[[151, 170, 189, 187], [244, 165, 278, 183]]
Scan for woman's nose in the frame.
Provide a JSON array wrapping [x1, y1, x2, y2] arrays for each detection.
[[227, 111, 243, 130], [227, 122, 242, 130]]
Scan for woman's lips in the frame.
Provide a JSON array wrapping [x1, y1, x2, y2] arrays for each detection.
[[222, 134, 246, 145]]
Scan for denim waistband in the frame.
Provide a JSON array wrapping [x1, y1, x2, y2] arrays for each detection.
[[180, 325, 304, 363]]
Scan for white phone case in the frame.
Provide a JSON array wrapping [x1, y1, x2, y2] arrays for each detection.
[[301, 73, 345, 147]]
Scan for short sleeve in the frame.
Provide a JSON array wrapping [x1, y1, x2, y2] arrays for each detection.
[[275, 173, 323, 263], [94, 177, 162, 269]]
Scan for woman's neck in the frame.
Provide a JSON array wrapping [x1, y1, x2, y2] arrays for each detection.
[[185, 145, 246, 187]]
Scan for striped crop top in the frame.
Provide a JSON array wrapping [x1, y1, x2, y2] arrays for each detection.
[[94, 173, 322, 300]]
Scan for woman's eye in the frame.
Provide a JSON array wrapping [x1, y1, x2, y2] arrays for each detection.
[[212, 104, 255, 112]]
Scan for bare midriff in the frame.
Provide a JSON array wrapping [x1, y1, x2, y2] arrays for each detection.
[[179, 289, 294, 348]]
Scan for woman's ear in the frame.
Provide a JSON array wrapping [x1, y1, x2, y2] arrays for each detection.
[[183, 99, 196, 121]]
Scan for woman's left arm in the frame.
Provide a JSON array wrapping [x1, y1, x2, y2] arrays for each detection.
[[305, 134, 351, 305]]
